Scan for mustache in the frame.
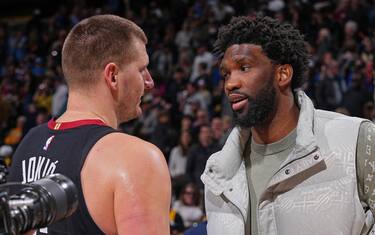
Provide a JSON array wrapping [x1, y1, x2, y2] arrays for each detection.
[[227, 90, 249, 97]]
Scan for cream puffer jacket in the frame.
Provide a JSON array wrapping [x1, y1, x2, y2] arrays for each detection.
[[201, 91, 372, 235]]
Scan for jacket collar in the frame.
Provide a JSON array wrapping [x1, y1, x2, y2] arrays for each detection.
[[200, 126, 251, 220], [280, 90, 318, 167], [202, 126, 250, 188]]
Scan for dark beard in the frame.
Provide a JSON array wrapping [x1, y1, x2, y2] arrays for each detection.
[[233, 82, 276, 128]]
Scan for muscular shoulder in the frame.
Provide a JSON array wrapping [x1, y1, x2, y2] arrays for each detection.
[[86, 132, 168, 179], [81, 132, 171, 234]]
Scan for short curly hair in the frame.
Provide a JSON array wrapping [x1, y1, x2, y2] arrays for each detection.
[[214, 15, 309, 90]]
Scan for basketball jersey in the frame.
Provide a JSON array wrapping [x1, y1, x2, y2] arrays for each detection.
[[8, 119, 118, 234]]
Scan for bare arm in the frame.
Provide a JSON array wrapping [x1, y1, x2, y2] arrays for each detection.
[[114, 141, 171, 235], [82, 133, 171, 235]]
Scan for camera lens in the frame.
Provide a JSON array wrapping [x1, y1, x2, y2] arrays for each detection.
[[7, 174, 78, 233]]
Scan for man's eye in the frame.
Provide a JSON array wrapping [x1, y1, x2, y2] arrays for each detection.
[[222, 72, 229, 80], [240, 65, 250, 72]]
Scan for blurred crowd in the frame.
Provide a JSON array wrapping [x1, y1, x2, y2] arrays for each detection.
[[0, 0, 375, 234]]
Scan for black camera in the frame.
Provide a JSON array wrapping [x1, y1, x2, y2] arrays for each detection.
[[0, 168, 78, 235]]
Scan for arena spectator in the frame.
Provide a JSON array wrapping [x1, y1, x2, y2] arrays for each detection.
[[210, 116, 225, 147], [4, 115, 26, 147], [186, 125, 220, 189], [169, 130, 192, 179], [169, 130, 192, 198], [172, 182, 204, 228]]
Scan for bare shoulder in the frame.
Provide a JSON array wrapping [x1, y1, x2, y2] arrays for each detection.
[[94, 132, 167, 167], [82, 132, 171, 234], [84, 132, 170, 186]]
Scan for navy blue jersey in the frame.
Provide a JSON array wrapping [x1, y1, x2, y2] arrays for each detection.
[[8, 119, 118, 235]]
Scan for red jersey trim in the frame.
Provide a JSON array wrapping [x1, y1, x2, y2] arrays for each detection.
[[47, 118, 107, 130]]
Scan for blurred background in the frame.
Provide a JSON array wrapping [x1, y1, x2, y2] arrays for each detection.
[[0, 0, 374, 234]]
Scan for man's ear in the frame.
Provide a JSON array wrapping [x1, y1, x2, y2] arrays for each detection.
[[276, 64, 293, 89], [104, 63, 119, 90]]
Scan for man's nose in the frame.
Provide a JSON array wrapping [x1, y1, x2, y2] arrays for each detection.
[[225, 73, 241, 92], [144, 69, 154, 90]]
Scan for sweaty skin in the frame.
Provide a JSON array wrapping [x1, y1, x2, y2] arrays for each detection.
[[82, 133, 171, 235]]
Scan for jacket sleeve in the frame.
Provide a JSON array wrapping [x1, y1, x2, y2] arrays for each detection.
[[356, 121, 375, 233]]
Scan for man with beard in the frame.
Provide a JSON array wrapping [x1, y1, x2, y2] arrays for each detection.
[[201, 16, 375, 235], [8, 15, 171, 234]]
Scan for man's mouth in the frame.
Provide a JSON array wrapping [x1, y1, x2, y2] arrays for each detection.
[[232, 99, 248, 111], [228, 94, 248, 111]]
